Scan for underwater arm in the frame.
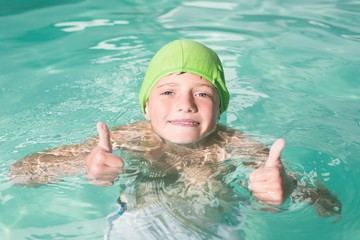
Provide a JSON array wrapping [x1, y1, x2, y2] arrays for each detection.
[[9, 143, 92, 186], [217, 125, 295, 206], [247, 139, 341, 218], [290, 181, 342, 219], [9, 122, 123, 186]]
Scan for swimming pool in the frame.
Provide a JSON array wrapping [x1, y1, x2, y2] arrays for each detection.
[[0, 0, 359, 239]]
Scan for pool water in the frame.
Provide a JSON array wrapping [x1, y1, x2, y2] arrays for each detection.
[[1, 0, 359, 239]]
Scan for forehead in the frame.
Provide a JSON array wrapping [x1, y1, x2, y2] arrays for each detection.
[[154, 72, 215, 89]]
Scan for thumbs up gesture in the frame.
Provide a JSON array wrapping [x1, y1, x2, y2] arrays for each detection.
[[248, 139, 294, 206], [85, 122, 124, 186]]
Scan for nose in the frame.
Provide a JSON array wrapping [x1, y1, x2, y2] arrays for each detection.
[[176, 93, 197, 113]]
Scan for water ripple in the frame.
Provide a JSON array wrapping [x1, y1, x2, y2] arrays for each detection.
[[55, 19, 129, 32]]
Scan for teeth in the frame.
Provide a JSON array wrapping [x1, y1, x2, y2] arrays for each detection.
[[183, 122, 198, 125]]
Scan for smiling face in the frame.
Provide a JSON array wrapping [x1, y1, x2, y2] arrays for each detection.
[[144, 72, 221, 144]]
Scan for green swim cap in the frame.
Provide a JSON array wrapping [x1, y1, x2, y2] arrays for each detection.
[[138, 40, 229, 113]]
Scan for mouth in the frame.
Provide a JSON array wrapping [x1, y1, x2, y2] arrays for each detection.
[[168, 119, 200, 127]]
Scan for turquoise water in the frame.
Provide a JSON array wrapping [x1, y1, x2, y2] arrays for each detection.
[[1, 0, 359, 239]]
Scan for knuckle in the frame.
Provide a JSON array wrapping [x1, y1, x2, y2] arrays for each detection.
[[272, 191, 285, 204], [119, 159, 124, 167], [248, 182, 256, 191], [269, 169, 281, 178], [89, 165, 103, 177], [94, 155, 104, 164]]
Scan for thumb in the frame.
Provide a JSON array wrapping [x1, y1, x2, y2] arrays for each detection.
[[97, 122, 112, 152], [265, 138, 285, 168]]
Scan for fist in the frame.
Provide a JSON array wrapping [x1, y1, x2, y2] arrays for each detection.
[[85, 122, 124, 186], [248, 139, 293, 206]]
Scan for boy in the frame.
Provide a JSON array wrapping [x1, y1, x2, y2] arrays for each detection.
[[9, 40, 341, 215]]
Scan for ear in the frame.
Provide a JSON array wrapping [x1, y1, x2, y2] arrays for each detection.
[[144, 101, 151, 120]]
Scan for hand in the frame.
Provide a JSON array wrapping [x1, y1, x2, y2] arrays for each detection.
[[248, 139, 293, 206], [85, 122, 124, 186]]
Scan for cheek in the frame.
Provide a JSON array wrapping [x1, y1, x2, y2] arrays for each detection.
[[147, 99, 170, 118], [215, 105, 221, 118], [208, 104, 220, 123], [208, 101, 220, 115], [213, 110, 220, 123], [197, 102, 219, 124]]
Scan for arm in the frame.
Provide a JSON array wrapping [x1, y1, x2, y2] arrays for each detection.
[[291, 181, 342, 219], [9, 122, 123, 186], [8, 142, 93, 186], [248, 139, 341, 218], [248, 139, 295, 206]]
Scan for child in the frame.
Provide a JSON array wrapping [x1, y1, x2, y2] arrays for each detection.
[[9, 40, 341, 216]]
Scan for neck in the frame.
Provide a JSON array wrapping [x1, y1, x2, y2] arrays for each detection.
[[151, 127, 219, 150]]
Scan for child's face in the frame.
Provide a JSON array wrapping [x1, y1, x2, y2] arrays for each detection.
[[144, 72, 221, 144]]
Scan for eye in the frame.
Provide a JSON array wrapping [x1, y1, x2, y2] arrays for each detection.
[[161, 91, 173, 95], [196, 92, 211, 98]]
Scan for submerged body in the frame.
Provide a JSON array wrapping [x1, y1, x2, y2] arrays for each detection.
[[9, 121, 341, 220]]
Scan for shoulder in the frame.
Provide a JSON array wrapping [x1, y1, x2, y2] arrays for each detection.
[[214, 123, 246, 142], [215, 124, 268, 162], [111, 121, 162, 151]]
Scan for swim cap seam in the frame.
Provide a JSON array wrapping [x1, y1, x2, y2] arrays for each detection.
[[179, 40, 184, 68]]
